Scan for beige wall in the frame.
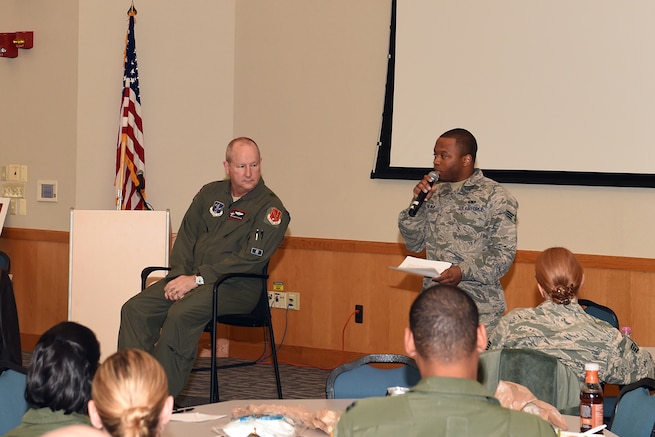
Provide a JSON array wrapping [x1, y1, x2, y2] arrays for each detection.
[[3, 1, 655, 259], [2, 0, 236, 232], [0, 1, 78, 230]]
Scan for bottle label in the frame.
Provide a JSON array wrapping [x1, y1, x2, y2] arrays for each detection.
[[580, 404, 604, 432]]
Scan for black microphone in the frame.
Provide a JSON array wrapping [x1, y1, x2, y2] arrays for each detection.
[[135, 170, 153, 210], [136, 170, 145, 191], [408, 171, 439, 217]]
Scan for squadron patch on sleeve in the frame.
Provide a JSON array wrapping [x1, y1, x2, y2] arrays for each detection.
[[209, 201, 225, 217], [266, 207, 282, 226]]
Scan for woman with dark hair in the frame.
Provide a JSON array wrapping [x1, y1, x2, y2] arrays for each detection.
[[5, 321, 100, 437], [489, 247, 654, 385]]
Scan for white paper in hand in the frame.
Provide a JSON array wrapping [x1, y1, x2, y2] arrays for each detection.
[[390, 256, 452, 278]]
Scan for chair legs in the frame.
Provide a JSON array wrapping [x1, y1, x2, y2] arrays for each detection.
[[209, 320, 219, 403], [207, 324, 283, 403], [267, 323, 283, 399]]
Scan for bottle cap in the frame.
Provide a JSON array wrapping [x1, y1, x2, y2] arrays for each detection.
[[585, 363, 600, 371]]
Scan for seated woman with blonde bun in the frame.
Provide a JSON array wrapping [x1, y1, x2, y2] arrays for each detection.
[[88, 349, 174, 437], [489, 246, 654, 385]]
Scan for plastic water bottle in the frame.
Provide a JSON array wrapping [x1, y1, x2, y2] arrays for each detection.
[[621, 326, 632, 338], [580, 363, 604, 433]]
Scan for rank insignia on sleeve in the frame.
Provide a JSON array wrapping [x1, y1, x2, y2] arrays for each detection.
[[505, 210, 516, 222], [209, 201, 225, 217], [266, 207, 282, 226], [251, 247, 264, 257]]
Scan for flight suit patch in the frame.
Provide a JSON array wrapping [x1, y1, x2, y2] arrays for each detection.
[[251, 247, 264, 256], [229, 209, 246, 220], [209, 201, 225, 217], [266, 207, 282, 226]]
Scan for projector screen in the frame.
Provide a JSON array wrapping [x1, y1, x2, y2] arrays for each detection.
[[372, 0, 655, 187]]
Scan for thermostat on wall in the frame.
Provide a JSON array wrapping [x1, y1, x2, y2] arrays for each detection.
[[37, 180, 58, 202]]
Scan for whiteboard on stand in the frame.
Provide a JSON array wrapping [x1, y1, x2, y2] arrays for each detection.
[[68, 209, 170, 360]]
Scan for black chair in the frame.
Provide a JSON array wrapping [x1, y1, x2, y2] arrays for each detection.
[[578, 298, 619, 329], [325, 353, 420, 399], [141, 264, 282, 403], [608, 377, 655, 437], [0, 251, 10, 273], [0, 269, 22, 367]]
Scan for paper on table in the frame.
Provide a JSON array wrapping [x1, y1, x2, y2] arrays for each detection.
[[390, 256, 452, 277], [169, 412, 226, 422]]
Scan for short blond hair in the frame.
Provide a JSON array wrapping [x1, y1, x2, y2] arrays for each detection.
[[91, 349, 169, 437]]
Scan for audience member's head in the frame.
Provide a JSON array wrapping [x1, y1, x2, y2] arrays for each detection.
[[88, 349, 173, 437], [26, 321, 100, 414], [404, 284, 487, 379], [535, 246, 584, 305]]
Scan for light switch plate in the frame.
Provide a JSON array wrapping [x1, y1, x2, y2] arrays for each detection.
[[7, 164, 20, 182]]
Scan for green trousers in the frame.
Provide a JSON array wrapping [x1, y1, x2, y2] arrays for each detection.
[[117, 278, 259, 397]]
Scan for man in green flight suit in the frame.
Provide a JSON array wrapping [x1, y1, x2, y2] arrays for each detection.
[[118, 137, 290, 399], [334, 284, 556, 437]]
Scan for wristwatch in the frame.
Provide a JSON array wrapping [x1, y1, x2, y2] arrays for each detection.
[[195, 274, 204, 286]]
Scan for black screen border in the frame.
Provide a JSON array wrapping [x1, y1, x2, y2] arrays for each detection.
[[371, 0, 655, 188]]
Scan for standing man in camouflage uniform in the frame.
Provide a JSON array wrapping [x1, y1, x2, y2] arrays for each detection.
[[334, 285, 556, 437], [489, 247, 655, 384], [398, 128, 518, 333]]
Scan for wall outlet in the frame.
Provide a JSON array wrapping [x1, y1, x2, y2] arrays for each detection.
[[267, 291, 287, 309], [287, 292, 300, 310], [355, 304, 363, 323]]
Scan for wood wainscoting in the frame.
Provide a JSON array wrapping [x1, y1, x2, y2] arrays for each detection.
[[2, 228, 654, 367]]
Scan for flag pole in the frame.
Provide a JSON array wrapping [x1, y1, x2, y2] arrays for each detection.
[[116, 3, 138, 210], [115, 2, 145, 210], [116, 129, 128, 210]]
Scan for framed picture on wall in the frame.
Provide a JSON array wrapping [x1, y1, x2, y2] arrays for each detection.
[[0, 197, 9, 235]]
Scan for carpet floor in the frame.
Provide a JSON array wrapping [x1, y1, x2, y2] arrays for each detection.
[[177, 357, 331, 407]]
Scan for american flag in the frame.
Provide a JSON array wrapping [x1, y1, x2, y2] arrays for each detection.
[[115, 8, 146, 210]]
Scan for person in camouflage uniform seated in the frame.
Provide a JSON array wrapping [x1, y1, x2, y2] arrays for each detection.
[[398, 128, 518, 334], [489, 246, 655, 384], [334, 285, 556, 437]]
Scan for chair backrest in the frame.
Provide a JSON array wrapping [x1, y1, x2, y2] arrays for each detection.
[[140, 264, 271, 327], [0, 251, 10, 273], [325, 353, 421, 399], [0, 270, 22, 366], [609, 377, 655, 437], [214, 263, 271, 327], [0, 362, 28, 436], [578, 298, 620, 329], [479, 348, 582, 414]]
